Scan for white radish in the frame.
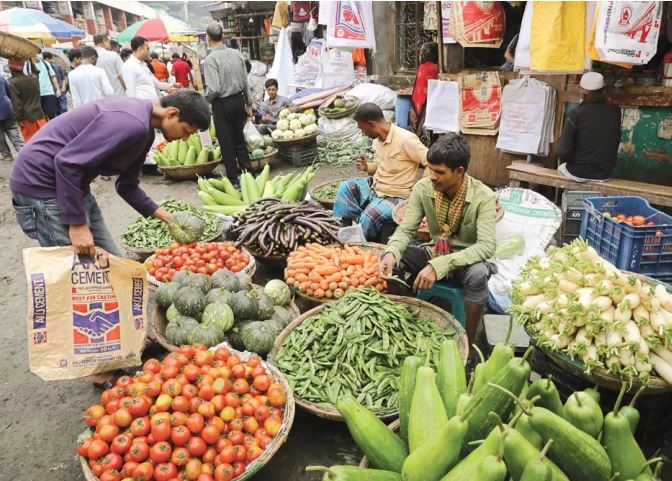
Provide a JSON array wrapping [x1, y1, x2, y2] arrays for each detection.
[[624, 321, 642, 344], [556, 293, 569, 309], [659, 308, 672, 327], [579, 292, 596, 309], [610, 287, 625, 305], [654, 346, 672, 366], [638, 338, 650, 356], [654, 284, 670, 302], [592, 296, 613, 311], [535, 301, 553, 315], [614, 306, 632, 324], [650, 311, 666, 334], [639, 284, 655, 302], [518, 281, 541, 296], [625, 276, 642, 294], [640, 324, 655, 338], [622, 293, 641, 310], [523, 294, 547, 310], [633, 305, 650, 325], [583, 344, 599, 363], [595, 331, 607, 347], [576, 287, 595, 298], [533, 321, 545, 332], [564, 268, 583, 285], [620, 347, 635, 366], [584, 273, 601, 287], [558, 279, 579, 293], [599, 306, 616, 323], [650, 353, 672, 384], [606, 356, 620, 369], [579, 245, 599, 262], [635, 356, 652, 373], [606, 328, 623, 347], [576, 327, 592, 345], [646, 298, 661, 313]]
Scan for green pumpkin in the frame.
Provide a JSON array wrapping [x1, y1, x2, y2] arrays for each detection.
[[226, 320, 251, 351], [174, 285, 207, 319], [264, 318, 285, 336], [202, 302, 234, 333], [187, 273, 211, 293], [235, 272, 253, 291], [155, 282, 181, 309], [168, 212, 205, 244], [165, 315, 200, 346], [187, 322, 224, 347], [211, 270, 240, 291], [171, 269, 191, 287], [263, 280, 291, 306], [257, 294, 276, 320], [205, 288, 234, 306], [241, 320, 279, 355], [231, 290, 259, 320], [272, 306, 292, 327], [166, 304, 180, 322]]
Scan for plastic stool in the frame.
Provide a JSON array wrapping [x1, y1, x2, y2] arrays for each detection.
[[417, 282, 466, 326]]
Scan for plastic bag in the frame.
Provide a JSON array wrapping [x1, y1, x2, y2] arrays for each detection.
[[325, 1, 376, 49], [348, 83, 397, 110], [23, 247, 148, 381], [316, 47, 354, 89], [317, 116, 363, 145], [243, 120, 259, 140], [338, 225, 367, 244]]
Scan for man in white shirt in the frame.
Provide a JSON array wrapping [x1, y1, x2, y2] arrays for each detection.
[[122, 36, 179, 100], [68, 46, 114, 108], [94, 33, 125, 95]]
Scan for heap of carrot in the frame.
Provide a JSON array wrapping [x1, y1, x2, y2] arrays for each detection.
[[285, 243, 387, 300]]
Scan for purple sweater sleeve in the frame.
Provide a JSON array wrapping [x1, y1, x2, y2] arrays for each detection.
[[54, 112, 149, 224]]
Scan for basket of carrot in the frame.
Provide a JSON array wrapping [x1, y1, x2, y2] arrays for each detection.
[[284, 242, 387, 304]]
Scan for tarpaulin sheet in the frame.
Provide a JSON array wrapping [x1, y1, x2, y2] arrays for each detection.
[[530, 1, 585, 72]]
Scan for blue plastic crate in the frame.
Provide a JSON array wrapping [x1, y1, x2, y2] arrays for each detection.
[[580, 196, 672, 281]]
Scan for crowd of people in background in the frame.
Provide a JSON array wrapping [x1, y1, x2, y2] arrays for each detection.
[[0, 33, 197, 162]]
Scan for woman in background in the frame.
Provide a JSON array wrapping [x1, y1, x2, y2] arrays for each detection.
[[408, 42, 439, 145]]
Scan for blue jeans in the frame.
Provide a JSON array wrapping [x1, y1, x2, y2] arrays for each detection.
[[12, 192, 121, 256]]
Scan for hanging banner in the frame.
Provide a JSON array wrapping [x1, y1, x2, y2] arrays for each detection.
[[530, 1, 585, 72], [441, 2, 456, 44], [326, 1, 376, 50], [594, 1, 663, 65]]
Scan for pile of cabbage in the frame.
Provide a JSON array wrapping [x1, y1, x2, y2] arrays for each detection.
[[246, 134, 275, 159], [271, 108, 319, 142], [510, 238, 672, 384]]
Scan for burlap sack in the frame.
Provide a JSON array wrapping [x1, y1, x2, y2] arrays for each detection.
[[23, 247, 148, 381]]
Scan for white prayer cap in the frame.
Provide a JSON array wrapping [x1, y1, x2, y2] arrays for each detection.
[[580, 72, 605, 91]]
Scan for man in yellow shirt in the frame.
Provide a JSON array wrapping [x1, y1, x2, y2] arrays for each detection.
[[333, 103, 428, 241]]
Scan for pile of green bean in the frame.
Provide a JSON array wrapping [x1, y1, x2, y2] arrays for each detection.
[[312, 181, 340, 202], [121, 198, 221, 249], [317, 138, 374, 166], [272, 288, 458, 413]]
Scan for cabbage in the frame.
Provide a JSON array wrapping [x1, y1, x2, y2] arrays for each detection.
[[279, 109, 290, 119], [289, 119, 302, 131], [277, 119, 289, 131], [263, 135, 273, 147], [251, 148, 265, 158], [294, 128, 306, 138], [271, 129, 283, 140], [246, 135, 265, 151], [282, 130, 295, 140]]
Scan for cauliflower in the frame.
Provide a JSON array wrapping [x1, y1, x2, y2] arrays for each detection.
[[299, 114, 313, 126], [282, 130, 295, 140], [271, 129, 283, 140], [294, 128, 306, 138], [304, 124, 319, 135], [277, 119, 289, 131], [288, 113, 300, 122], [279, 109, 290, 119], [289, 119, 302, 131]]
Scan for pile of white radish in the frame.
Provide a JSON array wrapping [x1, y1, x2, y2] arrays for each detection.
[[511, 238, 672, 384]]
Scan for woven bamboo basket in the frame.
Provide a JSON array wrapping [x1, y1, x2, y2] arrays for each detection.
[[308, 178, 347, 210], [161, 159, 221, 180], [359, 419, 401, 469], [80, 345, 295, 481], [273, 132, 319, 147], [291, 242, 387, 305], [151, 292, 301, 353], [318, 96, 360, 119], [249, 148, 279, 171], [269, 295, 468, 421], [0, 32, 40, 60], [121, 222, 225, 261], [522, 273, 672, 394], [145, 245, 256, 290]]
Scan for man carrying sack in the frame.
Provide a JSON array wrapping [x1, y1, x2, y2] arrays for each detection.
[[10, 90, 210, 258], [379, 133, 497, 350]]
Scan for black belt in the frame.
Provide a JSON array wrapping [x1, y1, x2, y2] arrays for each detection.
[[217, 91, 243, 100]]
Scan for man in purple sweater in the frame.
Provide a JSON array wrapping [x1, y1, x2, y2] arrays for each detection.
[[10, 90, 210, 256]]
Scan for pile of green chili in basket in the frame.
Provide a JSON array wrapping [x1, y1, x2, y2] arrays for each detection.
[[271, 288, 459, 413]]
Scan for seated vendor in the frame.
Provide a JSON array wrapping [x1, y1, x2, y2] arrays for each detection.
[[379, 133, 496, 347], [557, 72, 621, 183], [258, 78, 291, 125], [334, 103, 428, 241]]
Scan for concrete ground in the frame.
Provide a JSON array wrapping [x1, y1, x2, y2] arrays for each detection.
[[0, 159, 362, 481]]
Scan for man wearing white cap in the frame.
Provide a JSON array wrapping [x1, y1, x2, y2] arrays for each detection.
[[557, 72, 621, 182]]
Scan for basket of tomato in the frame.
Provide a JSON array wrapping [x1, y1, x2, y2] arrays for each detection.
[[77, 343, 294, 481], [144, 242, 256, 289], [285, 242, 387, 304]]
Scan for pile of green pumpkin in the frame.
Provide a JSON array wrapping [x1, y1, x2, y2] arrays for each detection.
[[155, 270, 293, 355]]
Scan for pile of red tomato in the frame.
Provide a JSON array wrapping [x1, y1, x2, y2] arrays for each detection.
[[78, 344, 287, 481], [603, 212, 655, 227], [145, 242, 251, 283]]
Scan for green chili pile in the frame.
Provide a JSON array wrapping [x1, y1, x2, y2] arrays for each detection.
[[317, 138, 374, 166], [273, 288, 458, 413], [121, 198, 221, 250]]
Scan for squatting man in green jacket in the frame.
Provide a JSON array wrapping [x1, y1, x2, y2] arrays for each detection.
[[379, 133, 497, 348]]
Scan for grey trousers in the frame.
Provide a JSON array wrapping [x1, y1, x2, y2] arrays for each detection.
[[0, 118, 24, 155], [391, 246, 495, 305]]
